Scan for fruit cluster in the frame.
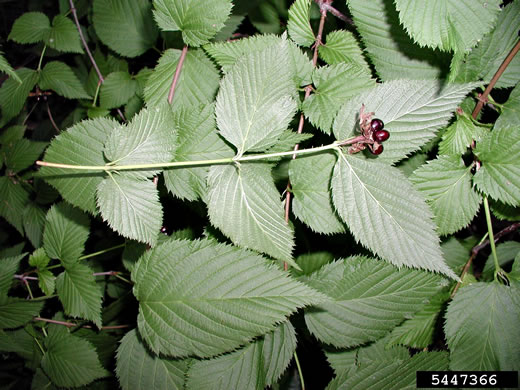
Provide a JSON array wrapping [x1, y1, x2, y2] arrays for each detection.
[[347, 105, 390, 155]]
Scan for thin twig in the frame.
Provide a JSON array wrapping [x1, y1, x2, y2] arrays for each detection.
[[34, 317, 130, 330], [321, 3, 353, 25], [168, 45, 189, 104], [69, 0, 126, 122], [46, 102, 60, 133], [451, 222, 520, 297]]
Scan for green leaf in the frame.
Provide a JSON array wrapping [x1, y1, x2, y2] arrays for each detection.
[[451, 1, 520, 88], [39, 61, 90, 99], [41, 330, 108, 388], [8, 12, 50, 44], [132, 238, 324, 357], [395, 0, 500, 53], [0, 176, 30, 235], [262, 321, 297, 386], [483, 241, 520, 275], [0, 125, 26, 143], [207, 164, 295, 263], [0, 296, 43, 329], [45, 15, 83, 53], [116, 329, 189, 390], [347, 0, 450, 81], [327, 351, 448, 390], [293, 252, 334, 277], [287, 0, 314, 47], [93, 0, 158, 57], [152, 0, 232, 47], [0, 254, 24, 296], [43, 202, 90, 266], [29, 248, 50, 269], [37, 269, 56, 296], [23, 203, 47, 249], [99, 71, 137, 109], [302, 63, 374, 133], [104, 107, 176, 178], [445, 282, 520, 371], [410, 155, 481, 236], [0, 327, 43, 364], [332, 151, 457, 278], [438, 114, 488, 155], [1, 138, 47, 174], [387, 292, 449, 348], [289, 153, 345, 235], [303, 257, 444, 348], [0, 68, 39, 126], [96, 175, 162, 246], [40, 117, 117, 214], [473, 126, 520, 206], [495, 83, 520, 130], [215, 40, 297, 154], [333, 80, 479, 164], [144, 49, 220, 108], [0, 51, 21, 83], [163, 103, 234, 201], [56, 262, 103, 327], [318, 30, 370, 73], [441, 237, 471, 273]]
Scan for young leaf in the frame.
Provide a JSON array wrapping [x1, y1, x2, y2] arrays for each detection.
[[302, 63, 375, 133], [99, 71, 137, 109], [39, 61, 91, 99], [262, 321, 297, 386], [96, 175, 162, 246], [287, 0, 314, 47], [1, 139, 47, 174], [438, 114, 487, 155], [207, 164, 295, 263], [327, 351, 448, 390], [46, 15, 83, 53], [318, 30, 370, 73], [333, 80, 479, 164], [0, 176, 30, 235], [40, 117, 118, 214], [93, 0, 158, 57], [395, 0, 501, 53], [8, 12, 50, 44], [0, 51, 21, 83], [347, 0, 450, 80], [215, 40, 297, 155], [132, 238, 324, 358], [144, 49, 220, 108], [0, 254, 24, 296], [43, 202, 90, 266], [116, 329, 189, 390], [445, 282, 520, 371], [293, 252, 334, 277], [163, 103, 234, 201], [410, 155, 481, 236], [37, 269, 56, 296], [55, 262, 103, 328], [0, 296, 43, 329], [387, 292, 449, 349], [29, 247, 50, 269], [103, 106, 176, 178], [152, 0, 232, 47], [289, 153, 345, 235], [22, 203, 46, 249], [303, 257, 444, 348], [41, 330, 108, 388], [473, 126, 520, 206], [332, 152, 458, 279], [0, 68, 39, 127]]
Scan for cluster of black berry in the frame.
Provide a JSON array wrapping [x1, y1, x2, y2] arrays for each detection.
[[368, 118, 390, 155]]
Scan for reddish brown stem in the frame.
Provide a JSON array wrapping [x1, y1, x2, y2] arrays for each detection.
[[34, 316, 130, 330], [168, 45, 189, 104], [46, 102, 60, 133]]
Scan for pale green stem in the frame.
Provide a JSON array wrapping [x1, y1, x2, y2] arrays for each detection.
[[114, 273, 132, 284], [37, 45, 47, 71], [34, 337, 45, 354], [294, 351, 305, 390], [483, 196, 501, 276], [79, 243, 126, 260], [92, 80, 101, 107], [36, 141, 345, 171]]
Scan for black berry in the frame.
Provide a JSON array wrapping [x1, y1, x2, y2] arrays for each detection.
[[374, 129, 390, 142], [369, 144, 384, 155], [370, 118, 384, 132]]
